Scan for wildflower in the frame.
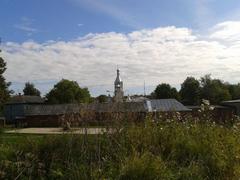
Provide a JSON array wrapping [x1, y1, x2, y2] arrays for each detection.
[[209, 106, 215, 111], [202, 99, 210, 106]]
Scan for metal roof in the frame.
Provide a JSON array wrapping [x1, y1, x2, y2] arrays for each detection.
[[22, 99, 190, 116], [147, 99, 191, 112], [24, 104, 84, 116], [6, 95, 45, 104], [24, 102, 146, 116], [222, 99, 240, 104]]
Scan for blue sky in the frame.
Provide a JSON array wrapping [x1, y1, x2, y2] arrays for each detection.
[[1, 0, 240, 42], [1, 0, 240, 96]]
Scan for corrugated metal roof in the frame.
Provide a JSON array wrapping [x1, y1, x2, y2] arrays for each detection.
[[147, 99, 191, 112], [23, 99, 190, 116], [94, 102, 146, 112], [7, 95, 44, 104], [24, 102, 146, 116], [24, 104, 84, 116]]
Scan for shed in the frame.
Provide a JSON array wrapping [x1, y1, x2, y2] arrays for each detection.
[[4, 95, 44, 124], [221, 99, 240, 116]]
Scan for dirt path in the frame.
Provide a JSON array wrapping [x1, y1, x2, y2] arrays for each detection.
[[5, 128, 111, 134]]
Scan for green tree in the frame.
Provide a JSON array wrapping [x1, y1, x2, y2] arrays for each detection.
[[227, 83, 240, 100], [153, 83, 180, 100], [97, 95, 108, 103], [180, 77, 201, 105], [200, 75, 231, 104], [0, 50, 12, 113], [46, 79, 91, 104], [23, 82, 41, 96]]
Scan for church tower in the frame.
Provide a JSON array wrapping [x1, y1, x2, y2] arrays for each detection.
[[114, 68, 124, 102]]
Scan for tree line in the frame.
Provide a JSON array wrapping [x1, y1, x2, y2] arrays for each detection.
[[43, 74, 239, 105], [152, 75, 240, 105]]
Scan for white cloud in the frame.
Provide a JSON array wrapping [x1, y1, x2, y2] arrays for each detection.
[[210, 21, 240, 42], [2, 21, 240, 96]]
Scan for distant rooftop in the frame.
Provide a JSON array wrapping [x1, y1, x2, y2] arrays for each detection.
[[23, 99, 190, 116], [126, 96, 149, 102], [148, 99, 191, 112], [6, 95, 45, 104], [222, 99, 240, 104]]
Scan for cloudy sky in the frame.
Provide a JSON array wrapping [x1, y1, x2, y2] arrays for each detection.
[[1, 0, 240, 96]]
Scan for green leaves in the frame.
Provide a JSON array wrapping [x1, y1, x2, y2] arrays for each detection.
[[0, 54, 11, 112], [46, 79, 91, 104], [23, 82, 41, 96], [153, 83, 180, 100]]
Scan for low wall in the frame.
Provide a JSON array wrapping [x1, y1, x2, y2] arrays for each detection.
[[17, 108, 235, 127], [19, 111, 147, 127]]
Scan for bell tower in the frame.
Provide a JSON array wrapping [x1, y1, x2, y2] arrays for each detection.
[[114, 68, 124, 102]]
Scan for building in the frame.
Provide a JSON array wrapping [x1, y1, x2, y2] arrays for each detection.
[[114, 68, 124, 102], [16, 99, 191, 127], [186, 105, 234, 122], [4, 95, 44, 124], [221, 99, 240, 116]]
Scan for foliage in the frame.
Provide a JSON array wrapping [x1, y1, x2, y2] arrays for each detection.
[[97, 94, 108, 103], [46, 79, 91, 104], [0, 52, 12, 113], [153, 83, 180, 100], [1, 115, 240, 179], [227, 83, 240, 100], [23, 82, 41, 96], [153, 74, 240, 105], [180, 77, 201, 105], [200, 74, 231, 104]]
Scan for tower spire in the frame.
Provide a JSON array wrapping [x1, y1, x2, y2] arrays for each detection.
[[114, 68, 124, 102]]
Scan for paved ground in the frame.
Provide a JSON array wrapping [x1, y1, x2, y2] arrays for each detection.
[[5, 128, 111, 135]]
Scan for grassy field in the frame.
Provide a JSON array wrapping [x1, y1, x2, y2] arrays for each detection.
[[0, 133, 45, 145], [1, 118, 240, 180]]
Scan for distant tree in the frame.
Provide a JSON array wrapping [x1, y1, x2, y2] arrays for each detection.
[[23, 82, 41, 96], [97, 95, 108, 103], [180, 77, 201, 105], [153, 83, 180, 100], [227, 83, 240, 100], [0, 50, 12, 113], [200, 74, 231, 104], [46, 79, 91, 104]]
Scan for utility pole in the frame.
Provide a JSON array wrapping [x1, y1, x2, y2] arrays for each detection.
[[144, 80, 146, 97]]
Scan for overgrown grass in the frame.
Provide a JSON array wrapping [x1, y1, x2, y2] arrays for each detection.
[[1, 118, 240, 179]]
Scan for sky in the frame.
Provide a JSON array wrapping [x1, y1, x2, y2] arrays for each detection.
[[1, 0, 240, 96]]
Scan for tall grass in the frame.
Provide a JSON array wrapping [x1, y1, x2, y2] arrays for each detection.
[[1, 116, 240, 179]]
